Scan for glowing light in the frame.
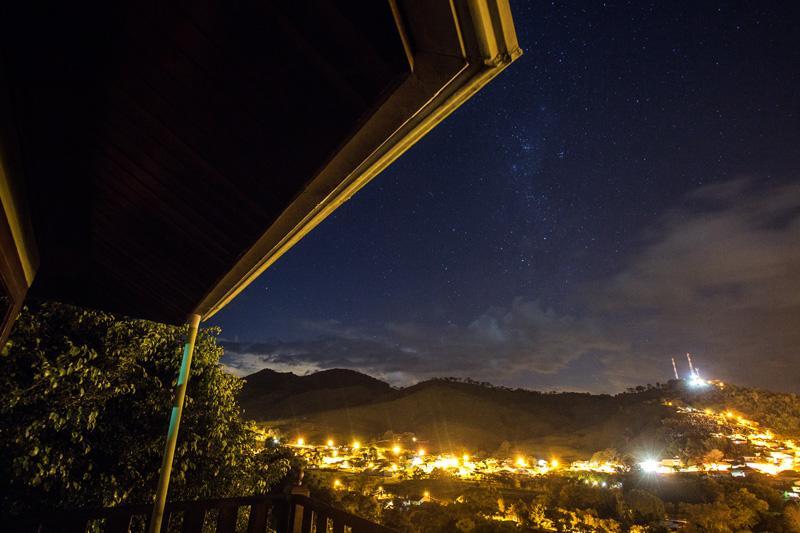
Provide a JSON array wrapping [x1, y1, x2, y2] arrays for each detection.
[[279, 408, 798, 482], [639, 459, 660, 473], [423, 490, 430, 499], [688, 376, 708, 388], [434, 456, 459, 468], [412, 437, 417, 442], [333, 479, 341, 488]]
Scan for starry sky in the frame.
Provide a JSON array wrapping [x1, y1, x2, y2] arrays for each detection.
[[212, 1, 800, 393]]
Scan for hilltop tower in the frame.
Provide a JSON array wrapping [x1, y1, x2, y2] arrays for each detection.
[[686, 353, 697, 377]]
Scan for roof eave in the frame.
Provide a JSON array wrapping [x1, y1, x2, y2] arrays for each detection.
[[197, 0, 521, 321]]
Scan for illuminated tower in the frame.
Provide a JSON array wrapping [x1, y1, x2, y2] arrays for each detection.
[[686, 353, 697, 378]]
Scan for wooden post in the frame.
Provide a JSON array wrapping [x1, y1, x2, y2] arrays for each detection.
[[148, 314, 201, 533], [290, 469, 311, 533]]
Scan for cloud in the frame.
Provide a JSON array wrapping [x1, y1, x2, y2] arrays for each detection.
[[222, 299, 624, 388], [222, 178, 800, 393], [594, 178, 800, 390]]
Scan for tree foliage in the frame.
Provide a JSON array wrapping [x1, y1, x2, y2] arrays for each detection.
[[679, 487, 769, 532], [622, 489, 664, 524], [0, 302, 295, 515]]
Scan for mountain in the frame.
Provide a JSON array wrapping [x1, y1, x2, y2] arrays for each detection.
[[240, 370, 670, 457], [239, 368, 800, 460], [238, 368, 393, 421]]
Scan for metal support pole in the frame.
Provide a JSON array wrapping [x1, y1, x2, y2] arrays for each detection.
[[149, 313, 201, 533]]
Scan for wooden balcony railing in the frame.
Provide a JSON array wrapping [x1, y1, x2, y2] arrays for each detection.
[[287, 494, 395, 533], [9, 491, 395, 533]]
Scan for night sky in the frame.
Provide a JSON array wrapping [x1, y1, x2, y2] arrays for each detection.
[[213, 1, 800, 393]]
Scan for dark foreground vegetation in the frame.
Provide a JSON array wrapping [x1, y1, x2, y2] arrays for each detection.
[[0, 303, 297, 516]]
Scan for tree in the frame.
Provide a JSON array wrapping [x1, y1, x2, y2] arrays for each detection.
[[623, 489, 665, 524], [680, 488, 768, 532], [557, 483, 616, 517], [0, 302, 295, 515], [590, 448, 621, 465], [511, 499, 554, 530], [783, 503, 800, 531], [725, 488, 769, 528]]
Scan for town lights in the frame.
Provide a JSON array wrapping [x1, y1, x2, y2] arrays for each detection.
[[639, 459, 660, 473], [280, 411, 797, 482]]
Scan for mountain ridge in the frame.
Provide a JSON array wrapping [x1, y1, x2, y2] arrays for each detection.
[[238, 368, 800, 460], [238, 367, 394, 420]]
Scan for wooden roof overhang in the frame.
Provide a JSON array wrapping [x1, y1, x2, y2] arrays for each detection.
[[0, 0, 520, 333]]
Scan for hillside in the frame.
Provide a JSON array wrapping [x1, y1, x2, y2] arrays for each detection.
[[275, 380, 670, 458], [238, 368, 393, 420], [241, 371, 672, 458], [240, 368, 800, 461]]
